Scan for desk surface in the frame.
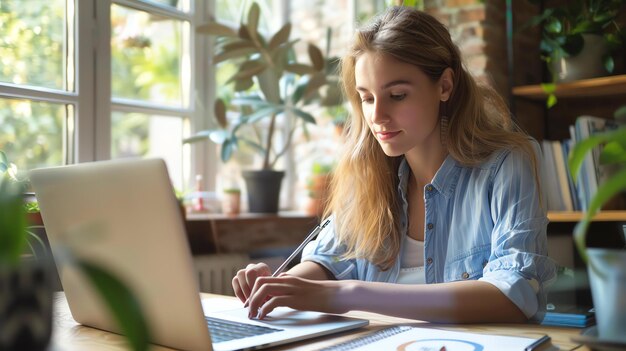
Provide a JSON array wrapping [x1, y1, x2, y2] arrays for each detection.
[[50, 292, 588, 350]]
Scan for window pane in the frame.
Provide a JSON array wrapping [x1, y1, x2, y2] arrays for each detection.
[[0, 98, 67, 172], [0, 0, 68, 90], [146, 0, 191, 12], [111, 112, 186, 189], [111, 4, 189, 107]]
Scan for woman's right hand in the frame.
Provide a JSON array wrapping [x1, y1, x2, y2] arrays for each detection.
[[232, 262, 272, 303]]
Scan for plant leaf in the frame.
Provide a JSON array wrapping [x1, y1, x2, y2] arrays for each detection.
[[247, 3, 260, 38], [0, 179, 27, 265], [238, 25, 252, 41], [303, 73, 327, 100], [231, 96, 275, 108], [239, 137, 266, 155], [603, 54, 614, 73], [219, 40, 256, 52], [268, 23, 291, 51], [213, 47, 257, 64], [568, 128, 626, 183], [183, 129, 225, 144], [256, 68, 281, 104], [221, 137, 237, 162], [226, 60, 267, 84], [307, 44, 325, 71], [284, 63, 317, 75], [214, 98, 227, 129], [77, 260, 151, 351], [614, 105, 626, 121], [197, 23, 237, 37], [290, 108, 316, 124], [545, 17, 562, 33], [245, 106, 284, 124], [234, 78, 254, 92], [574, 167, 626, 263], [540, 83, 556, 94], [599, 141, 626, 165], [546, 93, 557, 108]]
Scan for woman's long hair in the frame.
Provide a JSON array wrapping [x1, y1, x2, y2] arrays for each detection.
[[325, 6, 541, 271]]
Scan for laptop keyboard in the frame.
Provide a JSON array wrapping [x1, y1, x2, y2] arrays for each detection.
[[206, 316, 283, 343]]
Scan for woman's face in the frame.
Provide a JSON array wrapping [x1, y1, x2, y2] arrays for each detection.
[[354, 52, 450, 157]]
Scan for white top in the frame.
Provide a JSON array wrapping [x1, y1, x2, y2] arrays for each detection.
[[396, 235, 426, 284]]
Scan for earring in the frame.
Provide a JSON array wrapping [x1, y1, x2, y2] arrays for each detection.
[[440, 101, 449, 146]]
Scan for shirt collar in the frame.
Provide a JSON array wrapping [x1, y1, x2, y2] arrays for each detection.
[[397, 154, 461, 199]]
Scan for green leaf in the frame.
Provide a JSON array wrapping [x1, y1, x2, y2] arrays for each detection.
[[77, 260, 151, 351], [231, 96, 274, 108], [183, 129, 226, 144], [307, 44, 325, 71], [247, 3, 260, 37], [545, 17, 562, 33], [214, 98, 227, 129], [245, 106, 284, 124], [268, 23, 291, 51], [221, 138, 236, 162], [0, 150, 7, 167], [234, 78, 254, 92], [568, 128, 626, 183], [290, 108, 316, 124], [574, 167, 626, 263], [225, 60, 267, 84], [603, 54, 614, 73], [284, 63, 317, 75], [0, 179, 28, 265], [196, 23, 237, 37], [303, 72, 327, 100], [213, 47, 257, 64], [546, 93, 557, 108], [256, 68, 281, 104], [238, 25, 252, 41], [540, 83, 556, 94], [219, 40, 256, 52], [599, 141, 626, 165]]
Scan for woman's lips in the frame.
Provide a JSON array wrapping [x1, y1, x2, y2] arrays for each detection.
[[376, 131, 401, 141]]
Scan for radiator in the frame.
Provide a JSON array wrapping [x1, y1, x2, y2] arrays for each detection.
[[193, 254, 251, 296]]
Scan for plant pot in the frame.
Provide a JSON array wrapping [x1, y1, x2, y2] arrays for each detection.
[[587, 248, 626, 342], [552, 34, 608, 83], [242, 170, 284, 213], [0, 259, 53, 350]]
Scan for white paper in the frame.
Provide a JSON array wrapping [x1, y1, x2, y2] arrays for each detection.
[[349, 326, 557, 351]]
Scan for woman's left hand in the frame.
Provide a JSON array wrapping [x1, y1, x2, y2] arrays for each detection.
[[246, 274, 352, 319]]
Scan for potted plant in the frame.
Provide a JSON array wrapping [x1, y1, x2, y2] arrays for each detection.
[[185, 2, 341, 213], [568, 106, 626, 342], [524, 0, 625, 107], [0, 151, 151, 351]]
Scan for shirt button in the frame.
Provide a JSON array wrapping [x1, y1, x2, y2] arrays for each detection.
[[427, 223, 434, 230], [426, 185, 433, 192], [426, 257, 433, 265], [461, 272, 470, 279]]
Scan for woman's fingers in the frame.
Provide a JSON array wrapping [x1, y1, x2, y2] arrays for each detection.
[[247, 280, 294, 318], [232, 263, 272, 303], [257, 296, 293, 319]]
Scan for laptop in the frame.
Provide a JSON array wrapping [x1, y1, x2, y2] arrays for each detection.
[[30, 158, 368, 351]]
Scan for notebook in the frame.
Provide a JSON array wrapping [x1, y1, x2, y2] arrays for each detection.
[[30, 158, 368, 351], [318, 326, 558, 351]]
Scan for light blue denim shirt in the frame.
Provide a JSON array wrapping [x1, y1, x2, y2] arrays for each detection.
[[301, 146, 557, 321]]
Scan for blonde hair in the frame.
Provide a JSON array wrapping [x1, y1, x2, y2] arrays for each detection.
[[325, 7, 541, 271]]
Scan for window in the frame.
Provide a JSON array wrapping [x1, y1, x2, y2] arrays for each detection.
[[0, 0, 205, 191]]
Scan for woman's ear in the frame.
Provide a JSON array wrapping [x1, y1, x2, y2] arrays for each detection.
[[439, 68, 454, 102]]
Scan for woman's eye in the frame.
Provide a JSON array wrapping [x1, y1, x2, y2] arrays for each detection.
[[361, 97, 374, 104], [390, 93, 406, 101]]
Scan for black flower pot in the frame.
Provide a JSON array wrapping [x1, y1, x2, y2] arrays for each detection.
[[242, 170, 285, 213], [0, 259, 53, 351]]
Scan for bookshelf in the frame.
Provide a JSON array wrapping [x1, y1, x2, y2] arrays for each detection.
[[548, 210, 626, 223], [512, 74, 626, 100]]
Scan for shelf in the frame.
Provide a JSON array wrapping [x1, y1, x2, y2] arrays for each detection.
[[512, 74, 626, 100], [548, 210, 626, 222]]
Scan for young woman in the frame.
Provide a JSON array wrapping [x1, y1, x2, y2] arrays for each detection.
[[233, 6, 556, 323]]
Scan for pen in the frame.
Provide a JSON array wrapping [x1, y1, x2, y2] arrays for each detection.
[[271, 218, 331, 277], [524, 334, 551, 351]]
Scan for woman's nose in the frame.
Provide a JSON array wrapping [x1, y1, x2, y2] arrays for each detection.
[[370, 100, 390, 125]]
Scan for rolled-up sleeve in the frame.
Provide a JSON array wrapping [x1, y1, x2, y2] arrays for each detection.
[[300, 217, 358, 280], [479, 146, 557, 321]]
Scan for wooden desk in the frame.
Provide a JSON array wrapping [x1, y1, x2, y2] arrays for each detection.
[[50, 292, 587, 350]]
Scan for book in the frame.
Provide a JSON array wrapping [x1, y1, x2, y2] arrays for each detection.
[[541, 304, 596, 328], [319, 325, 558, 351]]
